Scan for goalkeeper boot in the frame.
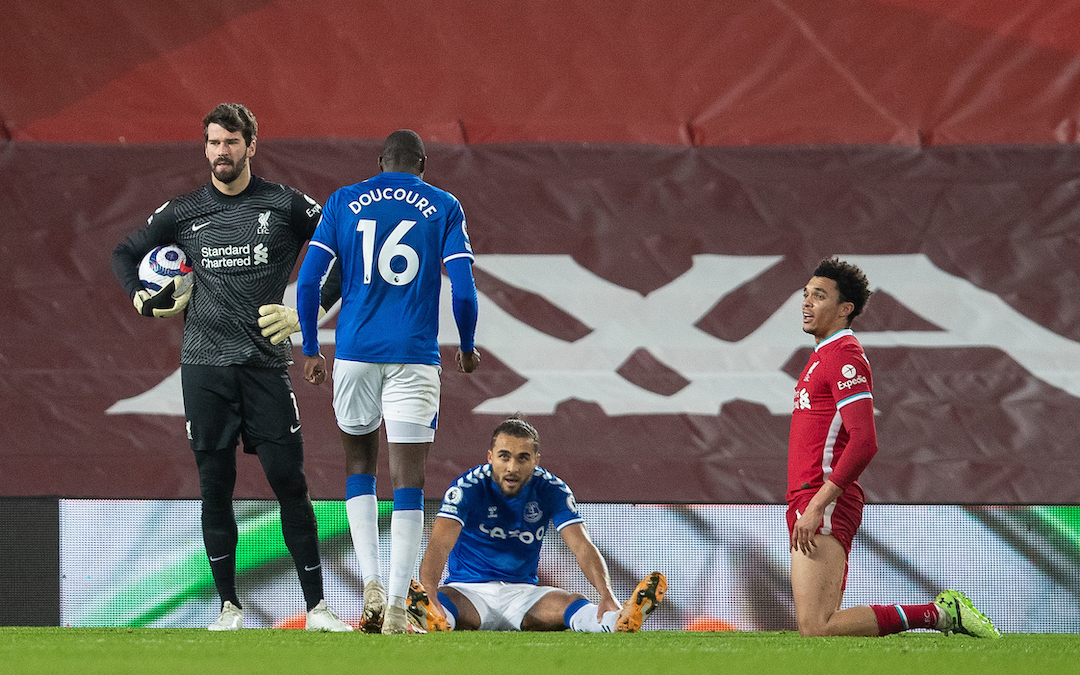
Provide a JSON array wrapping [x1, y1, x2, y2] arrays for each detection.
[[305, 599, 354, 632], [359, 578, 387, 633], [615, 572, 667, 633], [406, 578, 451, 633], [208, 601, 243, 631], [381, 604, 411, 635], [934, 590, 1002, 638]]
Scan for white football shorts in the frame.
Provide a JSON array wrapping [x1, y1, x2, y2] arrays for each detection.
[[332, 360, 441, 442], [443, 581, 561, 631]]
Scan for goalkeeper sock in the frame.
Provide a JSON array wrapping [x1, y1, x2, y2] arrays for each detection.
[[565, 598, 619, 633], [345, 474, 382, 586], [387, 488, 424, 610], [195, 449, 240, 609]]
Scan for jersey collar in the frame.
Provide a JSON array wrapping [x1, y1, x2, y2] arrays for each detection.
[[815, 328, 854, 352]]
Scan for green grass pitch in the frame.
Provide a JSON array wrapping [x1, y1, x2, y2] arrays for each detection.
[[2, 629, 1076, 675]]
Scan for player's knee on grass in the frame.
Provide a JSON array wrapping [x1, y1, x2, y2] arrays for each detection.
[[797, 617, 833, 637]]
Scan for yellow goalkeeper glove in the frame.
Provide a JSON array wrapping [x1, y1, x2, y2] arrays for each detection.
[[258, 304, 325, 345], [133, 276, 192, 318]]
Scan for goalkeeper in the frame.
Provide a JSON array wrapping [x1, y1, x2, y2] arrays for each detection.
[[407, 417, 666, 633], [111, 103, 348, 632]]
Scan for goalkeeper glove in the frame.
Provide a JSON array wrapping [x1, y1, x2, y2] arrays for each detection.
[[133, 277, 192, 318], [258, 304, 325, 345]]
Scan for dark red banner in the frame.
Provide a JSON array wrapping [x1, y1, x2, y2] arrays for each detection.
[[2, 140, 1079, 504], [3, 0, 1080, 504]]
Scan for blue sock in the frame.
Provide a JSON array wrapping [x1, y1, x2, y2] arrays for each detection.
[[393, 487, 423, 511], [346, 473, 376, 499], [564, 598, 590, 628], [437, 592, 459, 621]]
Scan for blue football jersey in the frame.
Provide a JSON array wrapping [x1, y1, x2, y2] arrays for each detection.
[[437, 464, 584, 585], [311, 171, 473, 365]]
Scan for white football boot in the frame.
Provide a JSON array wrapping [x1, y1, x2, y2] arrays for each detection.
[[305, 600, 354, 632], [208, 601, 243, 631]]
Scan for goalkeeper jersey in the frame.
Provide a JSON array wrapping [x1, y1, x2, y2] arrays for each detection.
[[112, 177, 324, 368], [436, 464, 584, 585]]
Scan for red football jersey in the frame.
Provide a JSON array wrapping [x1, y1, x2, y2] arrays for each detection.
[[788, 329, 876, 502]]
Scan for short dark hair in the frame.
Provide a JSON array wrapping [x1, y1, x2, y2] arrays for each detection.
[[490, 416, 540, 453], [813, 257, 871, 322], [381, 129, 425, 171], [203, 103, 257, 145]]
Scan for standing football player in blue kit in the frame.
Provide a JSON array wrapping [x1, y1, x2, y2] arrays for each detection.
[[295, 129, 481, 634], [408, 417, 667, 634]]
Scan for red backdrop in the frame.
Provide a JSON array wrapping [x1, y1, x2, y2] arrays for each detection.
[[2, 1, 1079, 503]]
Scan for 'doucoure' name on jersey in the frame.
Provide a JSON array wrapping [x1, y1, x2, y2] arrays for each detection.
[[311, 171, 473, 366]]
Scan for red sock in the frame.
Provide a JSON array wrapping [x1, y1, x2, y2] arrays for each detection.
[[870, 603, 940, 636]]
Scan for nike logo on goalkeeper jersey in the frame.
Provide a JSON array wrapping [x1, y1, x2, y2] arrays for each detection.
[[192, 222, 210, 231]]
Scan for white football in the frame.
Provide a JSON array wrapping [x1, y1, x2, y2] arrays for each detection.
[[139, 245, 194, 294]]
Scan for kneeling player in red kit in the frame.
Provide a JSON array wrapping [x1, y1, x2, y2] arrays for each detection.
[[787, 257, 999, 638]]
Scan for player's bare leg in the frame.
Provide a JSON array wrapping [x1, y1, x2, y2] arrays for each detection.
[[343, 430, 379, 476], [790, 534, 878, 636], [342, 430, 385, 632], [388, 441, 429, 490], [518, 587, 587, 630]]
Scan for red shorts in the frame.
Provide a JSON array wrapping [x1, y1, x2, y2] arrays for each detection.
[[786, 486, 865, 555]]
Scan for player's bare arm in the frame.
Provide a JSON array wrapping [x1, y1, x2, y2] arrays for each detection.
[[560, 522, 620, 618], [418, 517, 463, 617]]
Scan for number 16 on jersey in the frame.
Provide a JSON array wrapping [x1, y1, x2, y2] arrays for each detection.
[[356, 218, 419, 286]]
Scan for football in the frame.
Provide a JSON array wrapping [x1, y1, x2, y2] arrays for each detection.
[[139, 245, 194, 294]]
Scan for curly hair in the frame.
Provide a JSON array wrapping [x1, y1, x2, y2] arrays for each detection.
[[813, 257, 871, 322], [203, 103, 257, 145]]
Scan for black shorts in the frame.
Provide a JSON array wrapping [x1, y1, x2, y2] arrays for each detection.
[[181, 364, 303, 454]]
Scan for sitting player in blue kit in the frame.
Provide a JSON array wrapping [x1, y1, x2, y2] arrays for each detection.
[[408, 417, 666, 633]]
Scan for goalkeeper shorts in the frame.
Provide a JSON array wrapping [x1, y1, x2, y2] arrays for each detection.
[[182, 364, 302, 454]]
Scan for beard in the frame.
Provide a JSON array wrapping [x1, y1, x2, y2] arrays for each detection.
[[212, 154, 247, 184]]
